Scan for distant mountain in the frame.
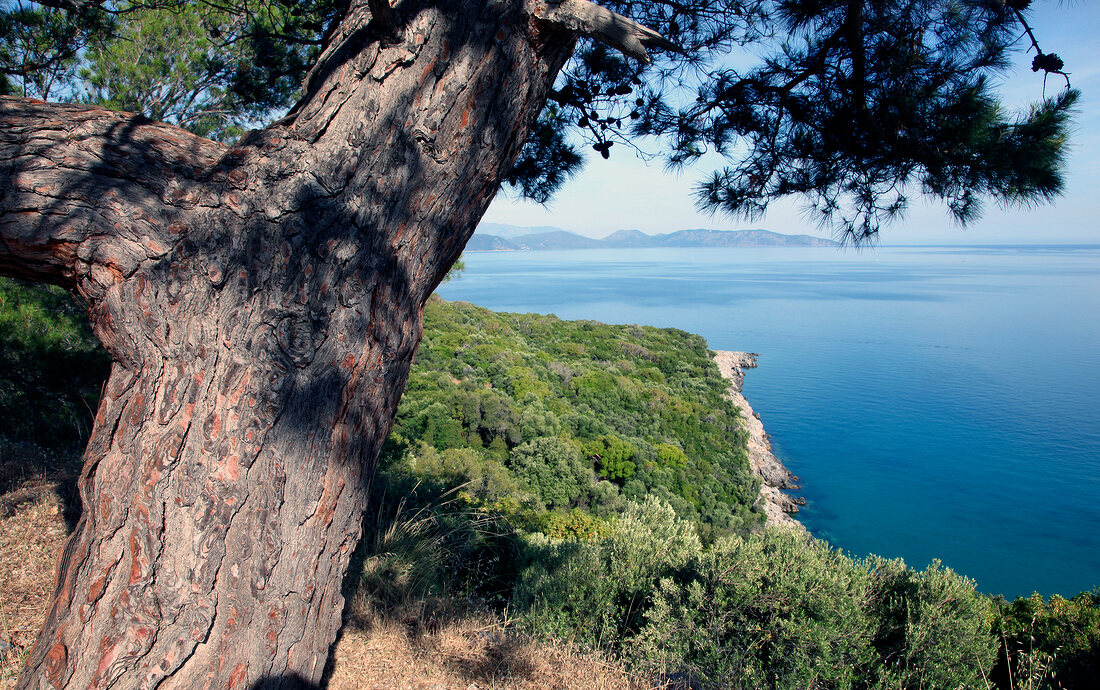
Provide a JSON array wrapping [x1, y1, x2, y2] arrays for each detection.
[[610, 228, 838, 248], [511, 231, 606, 250], [476, 222, 571, 240], [469, 224, 838, 251], [466, 234, 520, 251], [601, 229, 653, 247]]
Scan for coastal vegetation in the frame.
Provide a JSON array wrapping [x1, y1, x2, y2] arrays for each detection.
[[381, 296, 762, 537], [3, 277, 1097, 688]]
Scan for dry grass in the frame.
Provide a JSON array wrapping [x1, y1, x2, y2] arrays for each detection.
[[0, 446, 74, 689], [329, 601, 644, 690], [0, 448, 647, 689]]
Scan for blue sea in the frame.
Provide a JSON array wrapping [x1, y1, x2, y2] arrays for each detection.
[[436, 245, 1100, 599]]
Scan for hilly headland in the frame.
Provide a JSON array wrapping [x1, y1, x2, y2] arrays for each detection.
[[469, 223, 838, 251]]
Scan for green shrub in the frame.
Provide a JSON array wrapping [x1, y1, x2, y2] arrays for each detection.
[[865, 557, 996, 689], [404, 443, 525, 505], [539, 508, 611, 540], [0, 278, 111, 449], [514, 497, 701, 648], [656, 442, 688, 468], [631, 529, 874, 689], [518, 402, 562, 440], [582, 434, 637, 481], [992, 590, 1100, 690], [508, 437, 591, 508]]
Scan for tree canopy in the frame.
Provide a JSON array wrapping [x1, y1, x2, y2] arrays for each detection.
[[1, 0, 1077, 241]]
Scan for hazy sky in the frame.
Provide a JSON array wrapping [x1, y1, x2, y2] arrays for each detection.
[[482, 1, 1099, 245]]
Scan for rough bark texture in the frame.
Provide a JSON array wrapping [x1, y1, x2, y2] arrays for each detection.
[[1, 1, 579, 686]]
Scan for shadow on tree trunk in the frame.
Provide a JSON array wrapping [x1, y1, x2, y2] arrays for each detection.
[[249, 674, 322, 690]]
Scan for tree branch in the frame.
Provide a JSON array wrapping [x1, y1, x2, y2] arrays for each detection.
[[534, 0, 681, 63], [0, 97, 223, 292], [1011, 6, 1071, 89]]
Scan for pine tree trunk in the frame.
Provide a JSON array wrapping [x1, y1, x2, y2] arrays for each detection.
[[2, 2, 579, 685]]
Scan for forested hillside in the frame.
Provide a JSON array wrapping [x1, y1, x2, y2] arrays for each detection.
[[380, 297, 763, 539]]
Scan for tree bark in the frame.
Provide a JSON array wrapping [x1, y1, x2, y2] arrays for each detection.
[[2, 1, 584, 686]]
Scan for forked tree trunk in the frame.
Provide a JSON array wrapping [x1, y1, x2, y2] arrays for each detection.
[[2, 0, 671, 684], [0, 2, 586, 686]]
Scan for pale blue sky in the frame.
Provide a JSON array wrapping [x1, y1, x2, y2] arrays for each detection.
[[483, 1, 1100, 245]]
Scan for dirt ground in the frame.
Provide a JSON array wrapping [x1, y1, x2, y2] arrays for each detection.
[[0, 444, 78, 687], [329, 605, 640, 690]]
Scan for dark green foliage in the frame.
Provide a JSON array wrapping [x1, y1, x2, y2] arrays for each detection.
[[0, 278, 111, 450], [509, 437, 591, 508], [582, 434, 636, 481], [550, 1, 1076, 240], [632, 528, 875, 689], [501, 106, 585, 204], [383, 297, 761, 534], [866, 557, 997, 689], [992, 590, 1100, 690]]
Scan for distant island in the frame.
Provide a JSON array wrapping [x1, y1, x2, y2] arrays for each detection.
[[470, 223, 839, 251]]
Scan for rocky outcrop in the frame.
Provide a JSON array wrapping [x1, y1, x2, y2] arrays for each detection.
[[713, 351, 806, 531]]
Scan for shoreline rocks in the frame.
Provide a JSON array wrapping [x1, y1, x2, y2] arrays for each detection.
[[713, 351, 806, 532]]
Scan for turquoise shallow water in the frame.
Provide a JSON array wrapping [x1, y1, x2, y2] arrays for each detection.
[[437, 244, 1100, 598]]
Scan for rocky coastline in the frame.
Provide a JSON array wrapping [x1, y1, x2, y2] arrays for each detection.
[[713, 351, 806, 531]]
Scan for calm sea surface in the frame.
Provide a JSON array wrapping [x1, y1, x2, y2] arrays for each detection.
[[436, 245, 1100, 598]]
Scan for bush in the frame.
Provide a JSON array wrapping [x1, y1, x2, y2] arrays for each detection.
[[631, 529, 873, 689], [539, 508, 611, 541], [865, 557, 996, 689], [582, 434, 637, 481], [514, 497, 701, 648], [656, 442, 688, 468], [508, 437, 591, 508], [992, 590, 1100, 689]]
